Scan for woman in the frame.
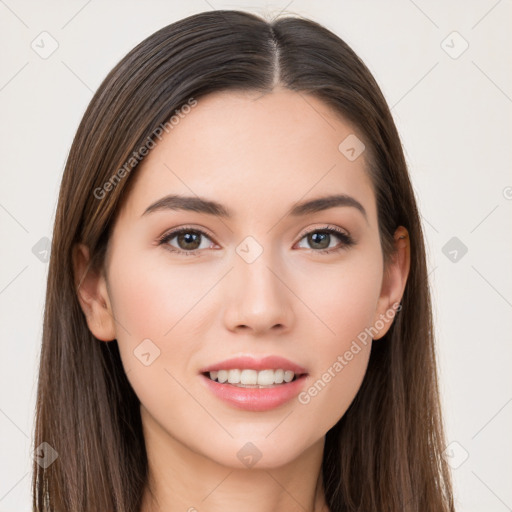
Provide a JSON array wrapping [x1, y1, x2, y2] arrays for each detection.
[[33, 9, 455, 512]]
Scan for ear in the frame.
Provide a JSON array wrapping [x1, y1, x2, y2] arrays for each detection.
[[372, 226, 410, 340], [72, 243, 116, 341]]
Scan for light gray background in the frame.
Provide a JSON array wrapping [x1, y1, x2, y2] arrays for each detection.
[[1, 1, 511, 510]]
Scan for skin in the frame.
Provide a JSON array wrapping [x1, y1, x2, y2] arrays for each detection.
[[73, 87, 410, 512]]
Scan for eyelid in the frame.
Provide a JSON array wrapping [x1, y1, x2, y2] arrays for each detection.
[[158, 224, 217, 242], [157, 225, 219, 252], [294, 224, 355, 253], [295, 223, 351, 240]]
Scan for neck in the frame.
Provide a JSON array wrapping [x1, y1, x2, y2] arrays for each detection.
[[139, 406, 330, 512]]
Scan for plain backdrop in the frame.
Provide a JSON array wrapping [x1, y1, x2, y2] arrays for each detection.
[[0, 1, 511, 510]]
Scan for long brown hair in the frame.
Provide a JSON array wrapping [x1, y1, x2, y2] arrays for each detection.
[[33, 9, 454, 511]]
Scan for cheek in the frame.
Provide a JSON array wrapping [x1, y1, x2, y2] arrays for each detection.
[[106, 253, 212, 444], [292, 251, 382, 432], [294, 245, 383, 347], [105, 250, 213, 393], [107, 249, 214, 343], [296, 344, 372, 447]]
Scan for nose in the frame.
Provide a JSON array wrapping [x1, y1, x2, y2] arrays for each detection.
[[223, 252, 295, 335]]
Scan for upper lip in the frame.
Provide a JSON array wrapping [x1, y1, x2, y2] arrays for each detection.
[[199, 356, 308, 375]]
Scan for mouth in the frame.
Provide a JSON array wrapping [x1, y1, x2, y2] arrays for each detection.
[[198, 355, 309, 410], [202, 368, 307, 388], [199, 370, 309, 412]]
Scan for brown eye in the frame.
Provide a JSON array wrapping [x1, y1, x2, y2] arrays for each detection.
[[159, 228, 215, 256], [175, 231, 202, 250]]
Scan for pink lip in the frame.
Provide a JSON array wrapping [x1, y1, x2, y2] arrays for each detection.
[[199, 373, 308, 412], [199, 355, 308, 374]]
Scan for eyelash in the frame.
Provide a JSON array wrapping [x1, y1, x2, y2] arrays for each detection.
[[157, 224, 355, 257]]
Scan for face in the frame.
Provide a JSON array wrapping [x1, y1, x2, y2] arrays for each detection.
[[81, 88, 408, 469]]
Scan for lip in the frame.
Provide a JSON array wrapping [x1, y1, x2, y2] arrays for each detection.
[[199, 355, 308, 374], [199, 373, 308, 412]]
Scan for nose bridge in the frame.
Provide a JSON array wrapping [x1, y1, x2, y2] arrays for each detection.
[[223, 235, 294, 333]]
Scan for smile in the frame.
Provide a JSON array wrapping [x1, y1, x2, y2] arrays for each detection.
[[200, 372, 308, 412], [206, 368, 299, 387]]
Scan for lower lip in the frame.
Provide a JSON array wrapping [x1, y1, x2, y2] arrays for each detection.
[[199, 374, 308, 412]]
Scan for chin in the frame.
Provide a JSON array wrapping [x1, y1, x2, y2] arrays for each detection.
[[201, 432, 319, 470]]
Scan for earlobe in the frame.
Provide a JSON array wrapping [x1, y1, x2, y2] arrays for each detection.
[[372, 226, 411, 340], [72, 243, 116, 341]]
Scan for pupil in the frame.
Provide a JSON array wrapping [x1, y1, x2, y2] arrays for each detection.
[[179, 232, 200, 250], [310, 232, 329, 249]]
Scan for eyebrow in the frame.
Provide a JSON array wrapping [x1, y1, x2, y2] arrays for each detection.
[[142, 193, 368, 221]]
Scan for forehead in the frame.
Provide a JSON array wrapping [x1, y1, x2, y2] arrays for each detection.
[[118, 88, 376, 224]]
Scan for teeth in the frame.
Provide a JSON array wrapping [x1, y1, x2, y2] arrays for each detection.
[[240, 369, 258, 385], [228, 369, 241, 384], [257, 369, 274, 386], [207, 369, 298, 386]]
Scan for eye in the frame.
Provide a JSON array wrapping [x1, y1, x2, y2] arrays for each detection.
[[158, 224, 355, 257], [295, 225, 354, 254], [158, 227, 216, 256]]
